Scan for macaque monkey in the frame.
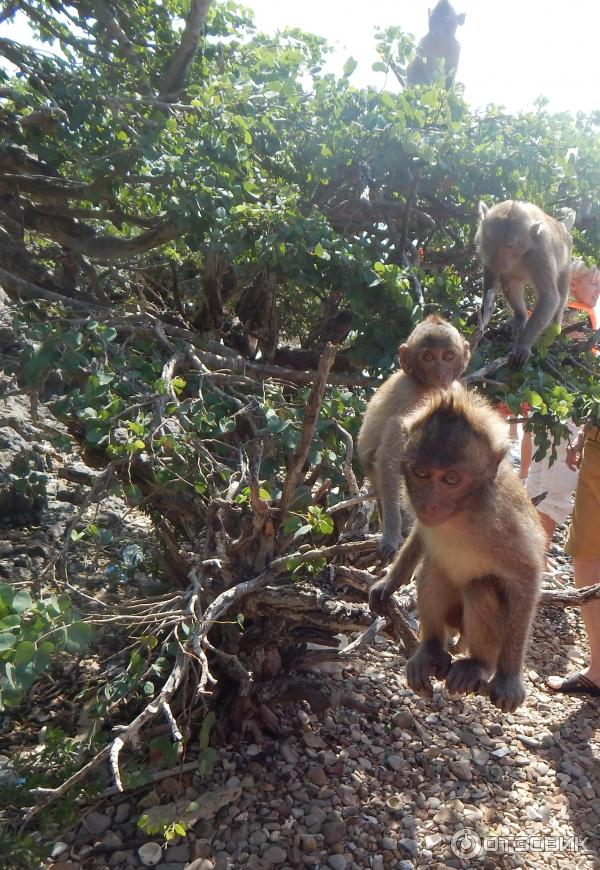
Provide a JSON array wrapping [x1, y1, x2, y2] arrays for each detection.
[[357, 316, 470, 560], [406, 0, 466, 88], [476, 200, 572, 369], [369, 387, 545, 713]]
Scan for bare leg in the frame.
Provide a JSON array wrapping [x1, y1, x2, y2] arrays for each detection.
[[538, 511, 557, 544], [548, 558, 600, 689]]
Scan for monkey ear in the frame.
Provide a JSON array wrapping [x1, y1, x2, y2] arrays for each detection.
[[478, 201, 489, 220], [530, 221, 544, 238], [462, 340, 471, 361], [399, 343, 410, 373], [457, 12, 466, 24]]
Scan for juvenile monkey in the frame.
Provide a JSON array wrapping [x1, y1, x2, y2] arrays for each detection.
[[357, 316, 470, 560], [476, 200, 572, 369], [406, 0, 466, 88], [369, 387, 545, 713]]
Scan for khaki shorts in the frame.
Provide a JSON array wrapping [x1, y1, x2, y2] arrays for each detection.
[[565, 431, 600, 560]]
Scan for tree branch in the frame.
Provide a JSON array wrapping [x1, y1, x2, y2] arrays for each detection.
[[23, 208, 181, 260], [159, 0, 212, 101], [279, 342, 338, 518]]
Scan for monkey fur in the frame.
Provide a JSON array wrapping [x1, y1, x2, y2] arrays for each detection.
[[406, 0, 466, 88], [477, 200, 573, 369], [369, 386, 545, 713], [357, 315, 470, 561]]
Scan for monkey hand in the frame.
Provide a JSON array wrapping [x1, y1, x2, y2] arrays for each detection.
[[508, 344, 532, 370], [445, 658, 487, 696], [368, 576, 393, 614], [488, 672, 526, 713], [407, 641, 452, 700]]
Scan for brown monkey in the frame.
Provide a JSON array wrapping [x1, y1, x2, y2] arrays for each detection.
[[357, 316, 470, 560], [369, 386, 545, 713], [476, 200, 572, 369], [406, 0, 466, 89]]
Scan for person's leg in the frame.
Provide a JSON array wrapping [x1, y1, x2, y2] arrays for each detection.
[[537, 511, 557, 544], [548, 557, 600, 690]]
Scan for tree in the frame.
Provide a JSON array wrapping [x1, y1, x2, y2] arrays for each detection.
[[1, 0, 599, 820]]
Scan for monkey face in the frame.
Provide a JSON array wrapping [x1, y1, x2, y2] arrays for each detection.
[[413, 345, 464, 389], [403, 462, 474, 526]]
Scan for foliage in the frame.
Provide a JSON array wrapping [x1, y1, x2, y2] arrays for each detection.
[[0, 583, 91, 709], [0, 0, 599, 847]]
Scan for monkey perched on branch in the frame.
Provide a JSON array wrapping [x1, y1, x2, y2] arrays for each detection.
[[476, 200, 573, 369], [406, 0, 466, 88], [357, 316, 470, 560], [370, 387, 545, 713]]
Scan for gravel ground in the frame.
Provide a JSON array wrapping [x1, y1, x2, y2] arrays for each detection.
[[45, 552, 600, 870]]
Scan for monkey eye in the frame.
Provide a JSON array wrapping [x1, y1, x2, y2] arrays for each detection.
[[412, 466, 430, 479], [422, 350, 435, 362], [442, 471, 463, 486], [442, 351, 456, 361]]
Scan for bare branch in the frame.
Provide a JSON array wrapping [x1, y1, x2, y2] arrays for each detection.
[[540, 582, 600, 608]]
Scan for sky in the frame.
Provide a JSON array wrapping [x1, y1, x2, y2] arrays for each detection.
[[246, 0, 600, 114], [1, 1, 599, 114]]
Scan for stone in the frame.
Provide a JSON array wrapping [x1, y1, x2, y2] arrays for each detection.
[[83, 811, 111, 836], [327, 856, 346, 870], [114, 802, 131, 824], [138, 843, 163, 866], [386, 754, 404, 772], [185, 861, 214, 870], [449, 761, 473, 782], [399, 838, 419, 857], [391, 711, 415, 730], [307, 766, 328, 787], [381, 836, 398, 850], [300, 835, 317, 852], [261, 845, 287, 865], [322, 820, 346, 846]]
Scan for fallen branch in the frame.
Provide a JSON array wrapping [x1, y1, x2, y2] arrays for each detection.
[[540, 582, 600, 608]]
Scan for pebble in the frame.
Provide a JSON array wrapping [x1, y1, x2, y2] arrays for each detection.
[[327, 856, 346, 870], [262, 845, 287, 864], [322, 820, 346, 846], [138, 843, 163, 866], [386, 754, 404, 771], [399, 838, 419, 857]]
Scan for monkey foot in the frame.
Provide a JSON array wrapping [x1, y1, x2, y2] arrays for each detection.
[[377, 537, 400, 563], [445, 658, 486, 695], [488, 672, 526, 713], [407, 642, 452, 699], [508, 345, 531, 370]]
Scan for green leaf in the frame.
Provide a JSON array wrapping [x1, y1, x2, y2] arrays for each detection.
[[0, 631, 17, 652], [63, 621, 92, 654], [343, 56, 358, 77], [12, 590, 32, 613]]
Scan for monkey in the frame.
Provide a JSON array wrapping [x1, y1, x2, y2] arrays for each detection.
[[406, 0, 466, 89], [357, 316, 470, 560], [369, 386, 545, 713], [476, 200, 573, 369]]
